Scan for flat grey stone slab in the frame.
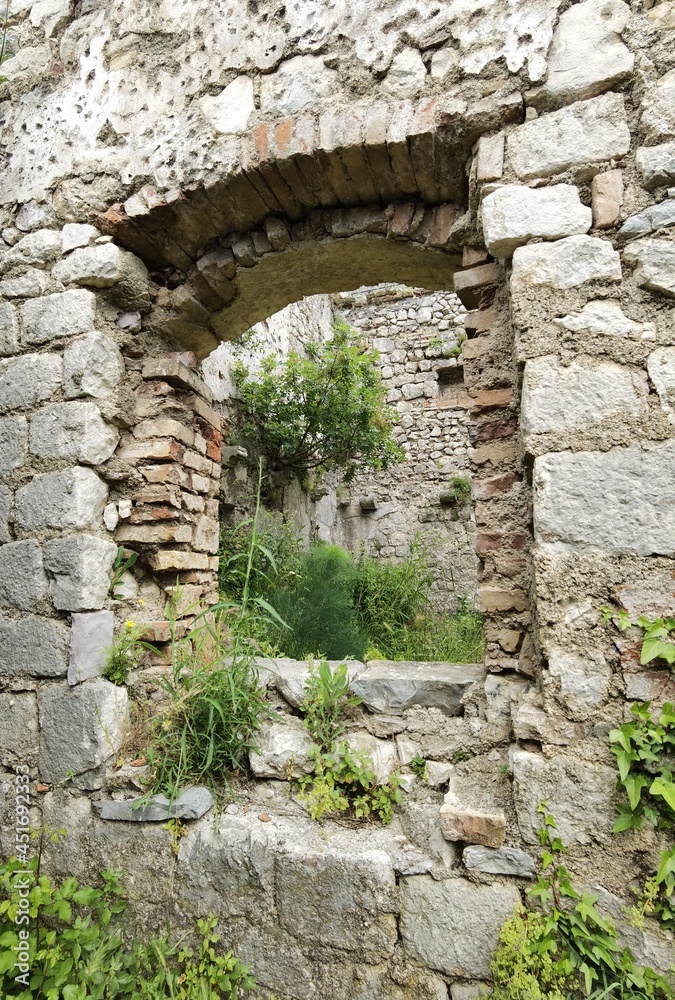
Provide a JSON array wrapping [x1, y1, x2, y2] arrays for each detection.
[[352, 661, 483, 715], [68, 610, 114, 685], [256, 657, 365, 708], [93, 786, 214, 822], [463, 845, 536, 878]]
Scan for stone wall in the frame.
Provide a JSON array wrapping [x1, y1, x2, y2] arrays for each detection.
[[1, 0, 675, 996]]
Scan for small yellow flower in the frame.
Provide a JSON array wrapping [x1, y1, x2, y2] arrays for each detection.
[[138, 598, 145, 606], [125, 620, 136, 629]]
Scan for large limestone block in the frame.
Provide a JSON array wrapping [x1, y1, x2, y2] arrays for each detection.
[[463, 845, 536, 877], [69, 609, 114, 684], [259, 658, 365, 708], [0, 692, 39, 767], [43, 534, 117, 611], [260, 55, 337, 116], [383, 47, 427, 96], [29, 401, 119, 464], [534, 443, 675, 555], [0, 415, 28, 473], [63, 332, 125, 399], [521, 356, 646, 437], [546, 646, 611, 719], [400, 876, 520, 979], [636, 141, 675, 190], [440, 797, 506, 848], [512, 751, 617, 846], [647, 347, 675, 414], [0, 613, 67, 677], [623, 239, 675, 299], [199, 76, 255, 134], [507, 93, 630, 181], [511, 235, 622, 291], [52, 243, 130, 287], [0, 230, 62, 274], [20, 289, 96, 346], [249, 718, 316, 779], [0, 540, 47, 611], [554, 300, 656, 340], [482, 185, 592, 258], [641, 69, 675, 144], [0, 268, 49, 299], [276, 848, 398, 958], [15, 467, 108, 531], [0, 301, 19, 355], [38, 679, 128, 783], [0, 353, 62, 413], [528, 0, 633, 109], [94, 787, 214, 821], [350, 660, 483, 716]]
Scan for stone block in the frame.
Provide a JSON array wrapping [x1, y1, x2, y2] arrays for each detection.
[[533, 443, 675, 556], [513, 704, 586, 745], [16, 467, 108, 531], [507, 94, 630, 181], [0, 613, 67, 677], [547, 646, 611, 719], [641, 68, 675, 144], [636, 142, 675, 190], [463, 845, 536, 877], [476, 133, 505, 183], [0, 540, 47, 611], [0, 486, 9, 543], [0, 268, 49, 299], [351, 660, 483, 716], [276, 848, 397, 958], [116, 523, 192, 544], [1, 230, 61, 272], [191, 514, 219, 553], [53, 243, 126, 287], [592, 169, 623, 229], [0, 692, 39, 767], [0, 415, 28, 474], [482, 184, 592, 258], [383, 47, 427, 97], [554, 300, 656, 340], [69, 609, 114, 685], [260, 658, 365, 708], [94, 787, 214, 821], [618, 200, 675, 245], [528, 0, 633, 109], [43, 534, 117, 611], [260, 55, 337, 116], [61, 223, 100, 252], [146, 549, 210, 571], [440, 797, 506, 848], [453, 263, 500, 309], [512, 751, 617, 846], [511, 235, 622, 290], [38, 679, 128, 783], [345, 731, 399, 784], [648, 347, 675, 414], [141, 357, 212, 402], [200, 76, 255, 134], [400, 876, 520, 979], [0, 301, 19, 356], [0, 353, 62, 413], [521, 356, 645, 438], [624, 239, 675, 298], [20, 289, 96, 346], [249, 718, 316, 779], [29, 402, 119, 464], [63, 332, 125, 399]]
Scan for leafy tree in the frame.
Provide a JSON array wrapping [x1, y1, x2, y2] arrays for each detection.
[[231, 318, 404, 485]]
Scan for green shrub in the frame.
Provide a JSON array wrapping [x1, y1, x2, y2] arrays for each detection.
[[0, 855, 255, 999], [301, 659, 362, 750], [296, 742, 402, 824]]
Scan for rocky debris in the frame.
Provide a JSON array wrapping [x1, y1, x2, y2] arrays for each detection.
[[68, 610, 115, 685], [400, 875, 520, 979], [249, 719, 317, 779], [623, 238, 675, 298], [351, 661, 483, 716], [439, 796, 506, 848], [533, 443, 675, 556], [507, 94, 630, 181], [528, 0, 633, 109], [463, 845, 536, 877], [482, 185, 592, 258], [94, 787, 214, 822], [511, 235, 622, 290], [38, 679, 128, 783]]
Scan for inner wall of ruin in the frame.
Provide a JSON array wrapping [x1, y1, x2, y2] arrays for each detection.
[[1, 0, 675, 996]]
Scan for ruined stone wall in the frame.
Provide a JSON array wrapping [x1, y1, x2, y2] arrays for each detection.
[[1, 0, 675, 997]]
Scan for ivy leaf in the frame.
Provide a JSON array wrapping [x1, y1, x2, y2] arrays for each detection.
[[650, 776, 675, 812], [623, 774, 648, 811]]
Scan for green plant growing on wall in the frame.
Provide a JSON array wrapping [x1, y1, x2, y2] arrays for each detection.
[[0, 855, 255, 998], [296, 742, 403, 824], [490, 804, 673, 1000], [231, 318, 404, 486], [0, 0, 10, 84], [601, 608, 675, 669], [301, 659, 362, 751], [104, 621, 157, 686], [109, 546, 139, 600]]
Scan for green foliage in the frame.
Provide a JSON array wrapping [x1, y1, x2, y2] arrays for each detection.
[[0, 856, 255, 999], [104, 621, 157, 686], [602, 608, 675, 668], [0, 1, 9, 85], [441, 475, 472, 507], [490, 805, 673, 1000], [301, 660, 362, 751], [109, 547, 138, 600], [409, 754, 429, 781], [231, 318, 403, 484], [297, 742, 402, 824], [609, 701, 675, 931]]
